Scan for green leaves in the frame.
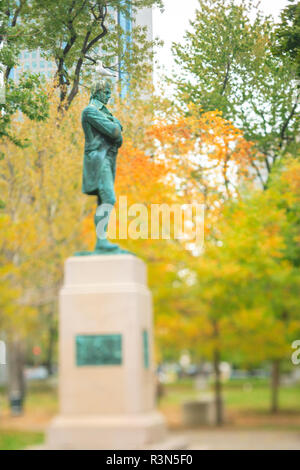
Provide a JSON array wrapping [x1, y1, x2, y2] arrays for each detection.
[[171, 0, 300, 187], [274, 1, 300, 77], [0, 75, 49, 146], [180, 155, 300, 367], [23, 0, 160, 111], [0, 0, 160, 146], [0, 0, 49, 146]]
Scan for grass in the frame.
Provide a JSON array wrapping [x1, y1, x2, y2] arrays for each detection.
[[0, 380, 57, 450], [0, 429, 44, 450], [224, 383, 300, 412], [160, 378, 300, 412], [0, 380, 58, 415], [0, 377, 300, 448], [157, 378, 300, 429]]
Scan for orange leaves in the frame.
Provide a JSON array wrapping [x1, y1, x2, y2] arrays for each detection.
[[116, 139, 169, 204], [146, 117, 194, 154], [145, 109, 255, 209], [147, 109, 253, 167]]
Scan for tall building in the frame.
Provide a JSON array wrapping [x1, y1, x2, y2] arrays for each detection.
[[10, 49, 55, 82], [11, 4, 153, 90], [135, 7, 153, 42], [119, 6, 153, 93]]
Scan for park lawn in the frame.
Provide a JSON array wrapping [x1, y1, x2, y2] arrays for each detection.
[[25, 381, 58, 415], [224, 383, 300, 412], [0, 381, 58, 449], [160, 378, 300, 412], [0, 378, 300, 448], [0, 380, 58, 417], [0, 429, 44, 450], [1, 378, 299, 417], [158, 378, 300, 429], [160, 379, 300, 412]]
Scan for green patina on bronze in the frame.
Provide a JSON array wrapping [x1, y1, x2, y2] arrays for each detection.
[[143, 330, 149, 369], [76, 77, 131, 256], [76, 334, 122, 366]]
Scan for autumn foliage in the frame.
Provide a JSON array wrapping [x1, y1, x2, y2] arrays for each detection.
[[1, 84, 299, 420]]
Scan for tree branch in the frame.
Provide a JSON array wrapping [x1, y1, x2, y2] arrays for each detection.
[[279, 91, 300, 149], [250, 158, 266, 190], [221, 58, 231, 96], [63, 3, 109, 110]]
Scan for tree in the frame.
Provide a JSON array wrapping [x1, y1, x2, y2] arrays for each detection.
[[162, 0, 300, 422], [0, 0, 49, 146], [6, 73, 299, 423], [164, 156, 300, 420], [1, 0, 161, 149], [171, 0, 300, 187], [145, 105, 254, 241], [0, 210, 38, 412], [266, 154, 300, 411], [0, 87, 91, 392], [134, 109, 255, 425], [274, 0, 300, 77], [25, 0, 162, 111], [1, 77, 253, 397]]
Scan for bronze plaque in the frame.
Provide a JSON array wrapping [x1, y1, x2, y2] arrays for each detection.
[[76, 334, 122, 366], [143, 330, 149, 369]]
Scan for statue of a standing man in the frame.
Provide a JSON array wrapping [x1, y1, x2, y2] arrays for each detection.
[[78, 77, 129, 255]]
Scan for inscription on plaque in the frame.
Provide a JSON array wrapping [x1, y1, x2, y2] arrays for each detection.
[[143, 330, 149, 369], [76, 334, 122, 366]]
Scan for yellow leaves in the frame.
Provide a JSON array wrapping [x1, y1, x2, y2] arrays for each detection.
[[229, 307, 293, 361], [1, 79, 299, 367], [233, 307, 268, 332], [0, 262, 37, 337], [274, 156, 300, 207], [0, 88, 91, 336], [174, 154, 300, 363]]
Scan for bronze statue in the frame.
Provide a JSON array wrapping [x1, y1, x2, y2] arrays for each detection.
[[77, 75, 129, 255]]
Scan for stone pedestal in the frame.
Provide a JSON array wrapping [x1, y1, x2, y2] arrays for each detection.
[[47, 255, 168, 450]]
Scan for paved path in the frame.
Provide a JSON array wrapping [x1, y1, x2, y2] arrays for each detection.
[[180, 429, 300, 450]]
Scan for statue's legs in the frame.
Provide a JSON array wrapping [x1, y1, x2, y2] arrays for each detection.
[[94, 155, 119, 252]]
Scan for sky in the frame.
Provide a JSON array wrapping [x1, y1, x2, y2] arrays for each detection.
[[153, 0, 290, 78]]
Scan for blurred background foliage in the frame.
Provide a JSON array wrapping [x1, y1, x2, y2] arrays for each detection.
[[0, 0, 300, 446]]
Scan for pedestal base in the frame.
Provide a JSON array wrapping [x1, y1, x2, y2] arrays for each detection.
[[46, 255, 187, 450], [47, 411, 167, 450]]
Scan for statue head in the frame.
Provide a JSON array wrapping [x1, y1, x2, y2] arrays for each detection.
[[90, 78, 112, 105]]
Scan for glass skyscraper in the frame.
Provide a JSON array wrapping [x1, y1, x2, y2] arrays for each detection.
[[10, 49, 55, 82]]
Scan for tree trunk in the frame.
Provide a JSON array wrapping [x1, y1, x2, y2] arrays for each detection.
[[213, 348, 223, 426], [7, 338, 26, 415], [271, 359, 280, 414]]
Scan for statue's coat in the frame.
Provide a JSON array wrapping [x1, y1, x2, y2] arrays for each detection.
[[81, 99, 122, 196]]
